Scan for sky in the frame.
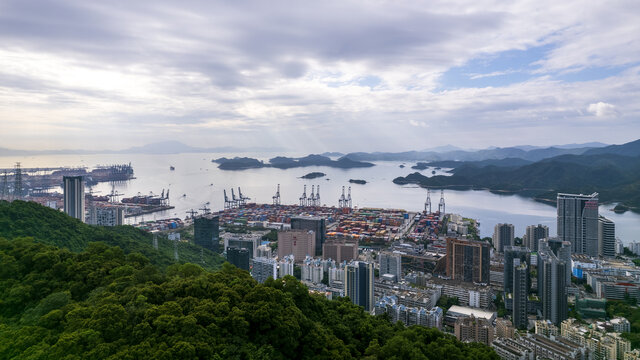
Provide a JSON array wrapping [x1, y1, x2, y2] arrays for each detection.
[[1, 0, 639, 153]]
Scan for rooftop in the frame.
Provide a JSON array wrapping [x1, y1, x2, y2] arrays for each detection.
[[447, 305, 495, 320]]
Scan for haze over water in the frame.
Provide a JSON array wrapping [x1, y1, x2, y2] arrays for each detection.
[[2, 153, 638, 242]]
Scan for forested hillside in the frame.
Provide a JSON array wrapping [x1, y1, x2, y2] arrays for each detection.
[[0, 201, 224, 271], [0, 238, 499, 359], [394, 153, 640, 210]]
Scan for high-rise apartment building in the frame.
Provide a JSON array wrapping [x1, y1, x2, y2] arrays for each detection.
[[538, 250, 568, 326], [513, 263, 529, 329], [63, 176, 85, 222], [301, 256, 324, 284], [194, 215, 220, 252], [493, 223, 515, 253], [345, 261, 374, 311], [379, 252, 402, 282], [598, 216, 616, 258], [251, 257, 277, 283], [504, 246, 530, 294], [540, 237, 572, 284], [323, 238, 359, 263], [524, 224, 549, 251], [224, 235, 260, 258], [88, 205, 125, 226], [557, 193, 599, 257], [227, 247, 250, 271], [278, 255, 295, 278], [446, 238, 490, 284], [277, 229, 316, 262], [290, 216, 326, 256]]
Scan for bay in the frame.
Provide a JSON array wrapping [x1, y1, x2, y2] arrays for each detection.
[[1, 153, 638, 243]]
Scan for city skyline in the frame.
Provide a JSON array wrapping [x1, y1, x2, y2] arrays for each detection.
[[1, 1, 639, 152]]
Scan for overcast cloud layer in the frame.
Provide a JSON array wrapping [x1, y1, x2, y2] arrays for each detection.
[[1, 0, 639, 152]]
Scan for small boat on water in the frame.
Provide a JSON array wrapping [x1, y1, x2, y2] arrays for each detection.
[[170, 166, 175, 171]]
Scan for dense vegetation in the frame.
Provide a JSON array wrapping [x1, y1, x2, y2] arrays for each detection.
[[0, 200, 224, 271], [607, 301, 640, 348], [394, 153, 640, 211], [0, 238, 499, 359]]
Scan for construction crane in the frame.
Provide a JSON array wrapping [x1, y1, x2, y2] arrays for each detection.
[[347, 186, 352, 208], [199, 205, 211, 215], [106, 185, 123, 203], [309, 185, 315, 206], [425, 189, 431, 213], [186, 209, 198, 219], [272, 184, 281, 206], [299, 185, 307, 206], [438, 189, 445, 215], [339, 186, 346, 208], [231, 188, 239, 208], [224, 189, 232, 209], [315, 185, 321, 206], [238, 187, 250, 206]]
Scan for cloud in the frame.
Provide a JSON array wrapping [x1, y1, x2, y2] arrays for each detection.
[[0, 1, 639, 151], [587, 102, 619, 117], [409, 120, 429, 128]]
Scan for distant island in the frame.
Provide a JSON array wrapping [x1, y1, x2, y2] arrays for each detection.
[[301, 172, 326, 179], [349, 179, 367, 184], [213, 157, 265, 170], [411, 162, 429, 170], [213, 154, 374, 170], [393, 139, 640, 212]]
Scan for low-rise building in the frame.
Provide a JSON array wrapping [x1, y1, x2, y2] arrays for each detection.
[[445, 305, 496, 327], [534, 320, 559, 338], [492, 338, 533, 360], [454, 315, 494, 346], [374, 295, 443, 330], [496, 319, 515, 339]]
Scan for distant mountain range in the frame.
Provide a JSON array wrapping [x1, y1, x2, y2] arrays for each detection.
[[0, 140, 611, 157], [344, 143, 612, 163], [0, 141, 285, 156], [393, 139, 640, 211]]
